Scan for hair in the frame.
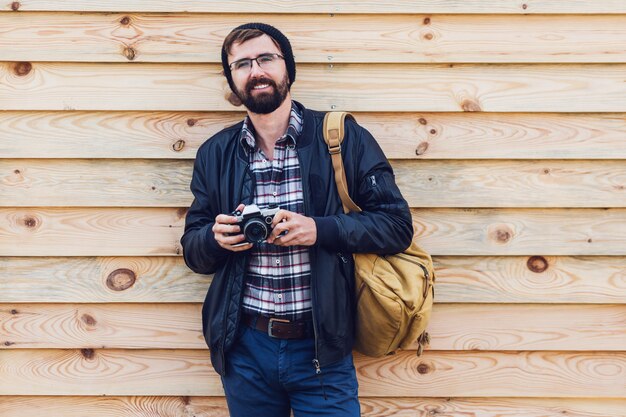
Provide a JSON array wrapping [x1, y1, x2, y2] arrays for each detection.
[[222, 28, 282, 57]]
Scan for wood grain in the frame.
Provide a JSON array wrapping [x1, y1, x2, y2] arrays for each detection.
[[0, 256, 211, 303], [3, 13, 625, 63], [0, 207, 185, 256], [0, 349, 623, 397], [2, 62, 625, 112], [3, 159, 625, 207], [433, 256, 626, 304], [5, 0, 626, 13], [2, 303, 624, 351], [411, 208, 626, 256], [3, 256, 623, 304], [2, 208, 626, 256], [1, 396, 625, 417], [2, 111, 626, 160]]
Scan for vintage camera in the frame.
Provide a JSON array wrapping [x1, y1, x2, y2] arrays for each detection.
[[230, 204, 280, 244]]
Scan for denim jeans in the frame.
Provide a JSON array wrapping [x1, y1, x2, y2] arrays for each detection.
[[221, 321, 360, 417]]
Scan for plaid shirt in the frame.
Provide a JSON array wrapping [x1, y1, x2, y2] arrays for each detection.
[[239, 103, 312, 321]]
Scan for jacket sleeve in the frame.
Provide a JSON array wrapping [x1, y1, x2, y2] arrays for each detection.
[[313, 124, 414, 255], [180, 146, 230, 274]]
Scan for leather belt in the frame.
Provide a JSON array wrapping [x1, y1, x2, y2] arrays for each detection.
[[243, 313, 314, 339]]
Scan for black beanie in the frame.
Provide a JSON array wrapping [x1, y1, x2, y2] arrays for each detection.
[[221, 23, 296, 93]]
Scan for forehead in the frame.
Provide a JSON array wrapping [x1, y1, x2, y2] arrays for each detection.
[[228, 34, 282, 61]]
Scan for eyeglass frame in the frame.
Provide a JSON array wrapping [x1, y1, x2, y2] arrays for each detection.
[[228, 53, 285, 72]]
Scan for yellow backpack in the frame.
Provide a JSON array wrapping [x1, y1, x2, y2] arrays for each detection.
[[323, 112, 435, 357]]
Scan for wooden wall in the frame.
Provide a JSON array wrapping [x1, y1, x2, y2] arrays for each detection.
[[1, 1, 625, 416]]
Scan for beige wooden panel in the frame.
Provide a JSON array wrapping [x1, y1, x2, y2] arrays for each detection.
[[0, 208, 185, 257], [3, 111, 626, 160], [412, 208, 626, 256], [2, 63, 625, 112], [0, 256, 211, 303], [4, 14, 626, 63], [4, 159, 626, 208], [2, 303, 624, 350], [1, 256, 622, 304], [2, 208, 626, 256], [1, 349, 623, 397], [1, 396, 625, 417], [2, 256, 624, 304], [4, 111, 626, 160], [6, 0, 626, 13], [434, 256, 626, 304]]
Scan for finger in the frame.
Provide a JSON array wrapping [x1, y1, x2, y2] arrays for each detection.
[[215, 213, 239, 224], [235, 203, 245, 212], [229, 242, 253, 252], [217, 233, 247, 246], [213, 223, 241, 234], [271, 210, 291, 228]]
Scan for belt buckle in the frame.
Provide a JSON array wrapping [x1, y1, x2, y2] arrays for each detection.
[[268, 318, 290, 338]]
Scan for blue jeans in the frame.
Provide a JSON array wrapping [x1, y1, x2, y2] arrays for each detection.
[[221, 321, 360, 417]]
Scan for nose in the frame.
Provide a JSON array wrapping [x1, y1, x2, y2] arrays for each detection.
[[249, 59, 264, 77]]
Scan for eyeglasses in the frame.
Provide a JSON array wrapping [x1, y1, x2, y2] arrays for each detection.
[[229, 53, 285, 73]]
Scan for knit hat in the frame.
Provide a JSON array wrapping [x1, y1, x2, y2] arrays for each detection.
[[221, 23, 296, 93]]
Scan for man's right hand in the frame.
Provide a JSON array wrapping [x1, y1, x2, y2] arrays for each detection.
[[212, 203, 253, 252]]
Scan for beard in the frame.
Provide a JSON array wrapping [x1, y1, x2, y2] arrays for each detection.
[[234, 74, 289, 115]]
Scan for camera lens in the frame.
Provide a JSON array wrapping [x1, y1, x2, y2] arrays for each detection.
[[243, 219, 269, 243]]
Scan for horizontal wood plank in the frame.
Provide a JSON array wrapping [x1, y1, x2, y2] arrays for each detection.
[[411, 208, 626, 256], [3, 159, 626, 207], [3, 14, 626, 63], [2, 63, 625, 112], [2, 208, 626, 256], [2, 303, 624, 351], [1, 396, 625, 417], [1, 256, 624, 304], [2, 111, 626, 160], [5, 0, 626, 13], [0, 349, 623, 397]]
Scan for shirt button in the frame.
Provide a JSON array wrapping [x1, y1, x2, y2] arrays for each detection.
[[275, 259, 280, 265], [277, 294, 283, 299], [272, 191, 277, 197]]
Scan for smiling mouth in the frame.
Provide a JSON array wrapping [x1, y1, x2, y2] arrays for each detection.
[[252, 84, 271, 90]]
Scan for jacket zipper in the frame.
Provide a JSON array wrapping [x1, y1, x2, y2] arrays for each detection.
[[295, 145, 325, 392]]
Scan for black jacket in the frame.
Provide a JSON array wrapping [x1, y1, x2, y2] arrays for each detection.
[[180, 101, 413, 376]]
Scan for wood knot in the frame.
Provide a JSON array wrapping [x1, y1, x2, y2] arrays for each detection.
[[527, 256, 548, 273], [106, 268, 136, 291], [587, 238, 593, 243], [172, 139, 185, 152], [461, 99, 481, 112], [181, 396, 191, 405], [429, 129, 436, 135], [418, 117, 427, 125], [13, 62, 32, 76], [22, 216, 38, 229], [423, 17, 431, 25], [81, 314, 97, 326], [4, 341, 15, 346], [186, 118, 197, 127], [120, 16, 131, 26], [423, 32, 433, 41], [10, 309, 18, 315], [488, 224, 514, 244], [415, 142, 429, 156], [417, 363, 431, 374], [175, 245, 181, 255], [123, 47, 136, 61], [522, 4, 528, 10], [10, 2, 20, 11], [543, 168, 550, 174], [80, 348, 95, 360]]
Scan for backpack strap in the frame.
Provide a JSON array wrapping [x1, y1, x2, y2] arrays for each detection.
[[323, 112, 362, 214]]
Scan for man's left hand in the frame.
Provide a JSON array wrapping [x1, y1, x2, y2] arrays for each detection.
[[267, 209, 317, 246]]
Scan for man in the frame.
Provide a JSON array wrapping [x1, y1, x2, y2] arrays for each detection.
[[181, 23, 413, 417]]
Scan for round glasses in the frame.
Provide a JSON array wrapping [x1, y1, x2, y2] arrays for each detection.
[[229, 53, 285, 73]]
